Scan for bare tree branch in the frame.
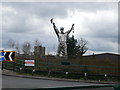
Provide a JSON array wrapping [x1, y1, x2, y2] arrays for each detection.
[[34, 39, 41, 46], [22, 41, 31, 56], [7, 39, 16, 50], [78, 38, 88, 56], [15, 42, 20, 54]]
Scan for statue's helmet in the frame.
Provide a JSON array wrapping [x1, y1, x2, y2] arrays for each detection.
[[60, 27, 64, 31]]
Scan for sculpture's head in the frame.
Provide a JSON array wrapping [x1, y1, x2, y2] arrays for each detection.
[[60, 27, 64, 34]]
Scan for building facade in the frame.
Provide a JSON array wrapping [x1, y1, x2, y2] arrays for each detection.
[[34, 45, 45, 58]]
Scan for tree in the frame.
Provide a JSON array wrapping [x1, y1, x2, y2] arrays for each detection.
[[15, 42, 20, 55], [67, 35, 78, 57], [67, 36, 88, 58], [22, 41, 31, 56], [77, 38, 88, 56], [34, 39, 41, 46], [7, 39, 16, 50]]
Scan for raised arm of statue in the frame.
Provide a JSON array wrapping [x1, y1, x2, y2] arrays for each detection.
[[51, 18, 59, 37], [65, 24, 74, 35]]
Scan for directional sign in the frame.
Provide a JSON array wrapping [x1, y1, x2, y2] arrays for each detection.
[[0, 52, 4, 61], [4, 51, 16, 62]]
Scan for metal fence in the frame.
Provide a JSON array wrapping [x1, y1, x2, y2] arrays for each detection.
[[2, 59, 120, 81]]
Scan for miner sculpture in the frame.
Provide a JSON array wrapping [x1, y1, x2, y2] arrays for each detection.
[[50, 18, 74, 57]]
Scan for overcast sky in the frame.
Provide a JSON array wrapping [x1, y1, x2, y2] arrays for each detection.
[[1, 2, 119, 55]]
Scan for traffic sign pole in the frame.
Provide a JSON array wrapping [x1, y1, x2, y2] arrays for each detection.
[[1, 60, 2, 70], [1, 50, 4, 70]]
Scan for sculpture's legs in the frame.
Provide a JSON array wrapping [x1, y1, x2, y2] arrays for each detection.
[[57, 43, 61, 56], [64, 43, 67, 56], [57, 42, 68, 59]]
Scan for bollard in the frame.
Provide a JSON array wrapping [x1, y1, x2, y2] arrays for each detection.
[[33, 69, 35, 72], [84, 73, 87, 79], [19, 68, 22, 72], [104, 74, 107, 80], [48, 71, 51, 76], [66, 72, 68, 78], [32, 69, 35, 76]]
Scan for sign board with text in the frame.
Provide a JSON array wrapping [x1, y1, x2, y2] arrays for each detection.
[[25, 60, 35, 66]]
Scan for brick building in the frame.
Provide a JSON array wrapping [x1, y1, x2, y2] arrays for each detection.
[[34, 45, 45, 58]]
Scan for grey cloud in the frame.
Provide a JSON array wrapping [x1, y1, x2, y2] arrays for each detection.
[[2, 2, 118, 54], [3, 2, 117, 18], [3, 2, 68, 19]]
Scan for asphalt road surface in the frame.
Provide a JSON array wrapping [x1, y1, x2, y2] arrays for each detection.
[[2, 75, 114, 90]]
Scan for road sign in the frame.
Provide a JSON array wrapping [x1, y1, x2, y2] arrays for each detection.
[[4, 51, 16, 61], [25, 60, 35, 66], [0, 52, 4, 61]]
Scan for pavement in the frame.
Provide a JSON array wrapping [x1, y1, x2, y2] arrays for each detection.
[[1, 69, 118, 84]]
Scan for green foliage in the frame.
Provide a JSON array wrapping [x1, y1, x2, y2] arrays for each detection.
[[67, 36, 78, 57], [79, 77, 84, 80], [67, 36, 88, 58], [67, 36, 82, 58]]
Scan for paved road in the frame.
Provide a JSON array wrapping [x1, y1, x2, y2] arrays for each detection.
[[2, 75, 114, 90]]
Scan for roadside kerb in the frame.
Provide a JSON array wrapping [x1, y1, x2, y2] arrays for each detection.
[[2, 70, 118, 84]]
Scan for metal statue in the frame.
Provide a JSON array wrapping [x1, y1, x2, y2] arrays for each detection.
[[50, 18, 74, 57]]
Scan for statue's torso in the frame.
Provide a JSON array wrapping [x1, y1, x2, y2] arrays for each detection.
[[58, 33, 67, 42]]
